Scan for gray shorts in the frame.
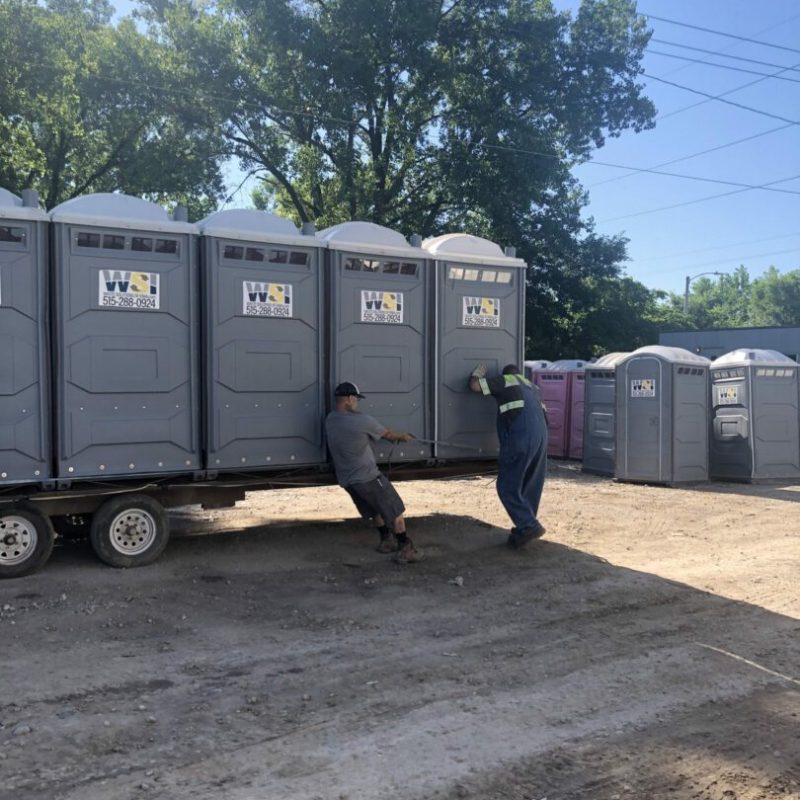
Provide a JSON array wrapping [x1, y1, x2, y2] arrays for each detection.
[[345, 476, 405, 525]]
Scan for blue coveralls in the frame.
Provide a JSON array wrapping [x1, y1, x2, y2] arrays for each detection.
[[478, 373, 548, 532]]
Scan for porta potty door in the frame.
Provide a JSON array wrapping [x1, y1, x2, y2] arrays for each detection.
[[751, 367, 800, 479], [582, 367, 617, 475], [671, 365, 709, 482], [533, 371, 568, 458], [329, 251, 430, 464], [436, 263, 524, 459], [567, 371, 585, 459], [0, 192, 50, 484], [710, 369, 751, 480], [51, 195, 200, 479], [617, 356, 666, 482], [202, 220, 325, 470]]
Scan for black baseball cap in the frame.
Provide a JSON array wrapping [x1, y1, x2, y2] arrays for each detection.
[[334, 381, 365, 399]]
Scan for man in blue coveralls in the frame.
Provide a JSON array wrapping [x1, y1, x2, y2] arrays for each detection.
[[469, 363, 548, 549]]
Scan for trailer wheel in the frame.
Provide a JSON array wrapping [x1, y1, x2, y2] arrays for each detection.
[[0, 507, 55, 579], [90, 495, 169, 568]]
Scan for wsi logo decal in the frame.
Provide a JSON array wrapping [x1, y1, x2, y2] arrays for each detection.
[[98, 271, 160, 309], [242, 281, 293, 317], [631, 378, 656, 398], [361, 290, 404, 324], [462, 296, 500, 327]]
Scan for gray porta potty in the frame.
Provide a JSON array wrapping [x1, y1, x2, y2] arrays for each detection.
[[710, 349, 800, 481], [198, 209, 326, 471], [0, 188, 51, 484], [423, 233, 527, 460], [50, 193, 200, 479], [320, 221, 431, 463], [582, 352, 629, 476], [615, 346, 710, 484]]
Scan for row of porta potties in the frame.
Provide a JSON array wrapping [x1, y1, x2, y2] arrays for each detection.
[[582, 345, 800, 484], [0, 189, 527, 485]]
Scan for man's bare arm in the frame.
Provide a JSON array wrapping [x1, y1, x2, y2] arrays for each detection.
[[382, 429, 414, 443]]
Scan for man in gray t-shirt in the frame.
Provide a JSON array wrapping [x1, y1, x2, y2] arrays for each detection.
[[325, 381, 421, 563]]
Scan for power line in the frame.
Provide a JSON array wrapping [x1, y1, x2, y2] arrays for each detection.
[[641, 12, 800, 56], [644, 231, 800, 262], [597, 174, 800, 224], [651, 37, 800, 73], [589, 26, 800, 190], [647, 14, 800, 124], [648, 49, 800, 84], [480, 141, 800, 196], [587, 123, 795, 189], [643, 73, 800, 125], [650, 246, 800, 277]]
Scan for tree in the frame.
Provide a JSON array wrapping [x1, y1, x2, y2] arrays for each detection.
[[151, 0, 655, 353], [203, 0, 654, 233], [0, 0, 226, 212], [749, 267, 800, 326]]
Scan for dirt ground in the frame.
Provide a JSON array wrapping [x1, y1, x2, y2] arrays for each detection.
[[1, 462, 799, 800]]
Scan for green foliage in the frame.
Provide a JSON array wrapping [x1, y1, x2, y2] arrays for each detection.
[[658, 265, 800, 335], [0, 0, 226, 210], [200, 0, 654, 235], [154, 0, 656, 353], [749, 267, 800, 326]]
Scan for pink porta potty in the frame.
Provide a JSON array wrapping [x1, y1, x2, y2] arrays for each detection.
[[533, 370, 569, 457], [567, 370, 585, 460], [535, 360, 588, 459]]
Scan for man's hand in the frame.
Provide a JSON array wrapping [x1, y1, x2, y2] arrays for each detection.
[[471, 364, 487, 379], [383, 430, 414, 443]]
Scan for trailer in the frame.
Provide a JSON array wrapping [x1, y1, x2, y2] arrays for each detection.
[[0, 190, 524, 579], [0, 458, 494, 578]]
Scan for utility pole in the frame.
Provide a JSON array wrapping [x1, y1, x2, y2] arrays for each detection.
[[683, 271, 725, 315]]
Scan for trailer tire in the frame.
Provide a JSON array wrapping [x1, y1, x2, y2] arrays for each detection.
[[90, 495, 169, 569], [0, 506, 55, 579]]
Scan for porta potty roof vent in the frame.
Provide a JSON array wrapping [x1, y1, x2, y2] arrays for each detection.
[[0, 187, 48, 221], [198, 209, 313, 246], [50, 193, 196, 233]]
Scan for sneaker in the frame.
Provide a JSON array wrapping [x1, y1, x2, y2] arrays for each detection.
[[507, 522, 546, 550], [393, 541, 423, 564], [375, 534, 399, 554]]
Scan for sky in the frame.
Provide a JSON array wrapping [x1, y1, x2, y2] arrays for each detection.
[[111, 0, 800, 296], [558, 0, 800, 294]]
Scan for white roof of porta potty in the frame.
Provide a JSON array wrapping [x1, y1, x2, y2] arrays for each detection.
[[50, 193, 197, 234], [712, 349, 798, 369], [549, 359, 588, 371], [524, 359, 552, 369], [0, 188, 48, 221], [422, 232, 526, 268], [318, 221, 424, 258], [592, 352, 630, 368], [197, 208, 317, 247], [626, 345, 711, 366]]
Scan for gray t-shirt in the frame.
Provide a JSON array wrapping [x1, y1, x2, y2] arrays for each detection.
[[325, 410, 387, 487]]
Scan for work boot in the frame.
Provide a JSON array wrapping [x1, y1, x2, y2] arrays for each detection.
[[375, 533, 399, 553], [507, 521, 546, 550], [393, 540, 423, 564]]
